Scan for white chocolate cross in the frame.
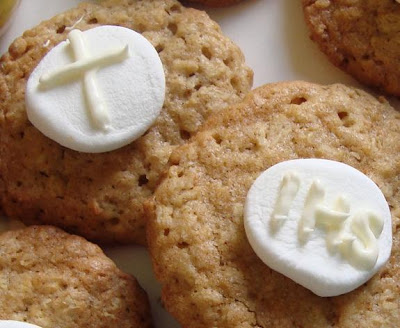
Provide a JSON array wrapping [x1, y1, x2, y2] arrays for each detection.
[[39, 29, 129, 130]]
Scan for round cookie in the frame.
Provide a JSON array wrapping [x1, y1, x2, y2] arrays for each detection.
[[0, 0, 253, 244], [147, 82, 400, 327], [302, 0, 400, 96], [0, 225, 152, 328]]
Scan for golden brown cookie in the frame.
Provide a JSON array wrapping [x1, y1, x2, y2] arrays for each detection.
[[0, 0, 253, 244], [147, 81, 400, 327], [182, 0, 244, 8], [0, 225, 152, 328], [302, 0, 400, 96]]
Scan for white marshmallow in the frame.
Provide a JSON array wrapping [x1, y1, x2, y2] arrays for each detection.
[[0, 321, 41, 328], [244, 159, 392, 297], [26, 25, 165, 153]]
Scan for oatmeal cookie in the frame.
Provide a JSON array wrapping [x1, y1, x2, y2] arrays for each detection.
[[147, 81, 400, 327], [0, 0, 253, 244], [0, 225, 152, 328], [182, 0, 244, 8], [302, 0, 400, 96]]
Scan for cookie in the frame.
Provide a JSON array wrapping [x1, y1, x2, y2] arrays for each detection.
[[302, 0, 400, 96], [0, 225, 152, 328], [147, 81, 400, 327], [182, 0, 244, 7], [0, 0, 253, 244]]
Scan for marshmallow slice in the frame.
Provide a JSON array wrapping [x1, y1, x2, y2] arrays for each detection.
[[0, 321, 42, 328], [26, 25, 165, 153], [244, 159, 392, 297]]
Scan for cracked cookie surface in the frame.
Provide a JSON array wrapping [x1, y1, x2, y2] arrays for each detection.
[[302, 0, 400, 96], [147, 81, 400, 327], [0, 0, 252, 244]]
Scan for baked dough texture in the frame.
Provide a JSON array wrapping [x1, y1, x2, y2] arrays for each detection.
[[0, 225, 152, 328], [147, 81, 400, 327], [302, 0, 400, 96], [182, 0, 244, 8], [0, 0, 253, 244]]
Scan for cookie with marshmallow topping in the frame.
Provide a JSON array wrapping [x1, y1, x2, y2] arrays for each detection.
[[147, 81, 400, 327], [0, 0, 252, 244], [244, 158, 392, 297]]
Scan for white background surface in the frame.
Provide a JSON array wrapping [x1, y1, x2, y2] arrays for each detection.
[[0, 1, 398, 327]]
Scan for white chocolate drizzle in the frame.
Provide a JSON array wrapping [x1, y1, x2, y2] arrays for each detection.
[[65, 15, 85, 31], [272, 173, 384, 270], [339, 210, 383, 270], [39, 29, 130, 130], [298, 180, 324, 242], [270, 172, 300, 231]]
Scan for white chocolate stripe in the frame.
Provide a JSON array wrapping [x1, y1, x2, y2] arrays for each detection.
[[68, 29, 113, 130], [298, 180, 324, 242], [270, 172, 300, 230], [39, 44, 129, 87]]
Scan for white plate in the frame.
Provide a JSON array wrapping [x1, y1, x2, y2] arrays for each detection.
[[0, 1, 398, 327]]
